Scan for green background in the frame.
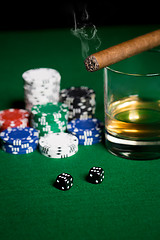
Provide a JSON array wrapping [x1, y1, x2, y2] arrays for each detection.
[[0, 25, 160, 240]]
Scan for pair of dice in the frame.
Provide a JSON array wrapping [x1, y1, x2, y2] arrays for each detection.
[[55, 167, 104, 191]]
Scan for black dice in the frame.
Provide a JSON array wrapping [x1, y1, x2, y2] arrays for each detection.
[[87, 167, 104, 184], [55, 173, 73, 191]]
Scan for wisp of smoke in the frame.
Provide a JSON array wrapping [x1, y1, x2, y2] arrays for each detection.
[[71, 8, 101, 59]]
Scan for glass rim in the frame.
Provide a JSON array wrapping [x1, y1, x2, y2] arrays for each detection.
[[106, 66, 160, 77], [106, 49, 160, 77]]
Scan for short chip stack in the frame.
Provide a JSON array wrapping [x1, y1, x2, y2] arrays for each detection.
[[67, 118, 103, 145], [59, 86, 96, 121], [0, 127, 39, 154], [0, 109, 29, 132], [22, 68, 61, 112], [31, 102, 69, 137], [39, 132, 78, 158]]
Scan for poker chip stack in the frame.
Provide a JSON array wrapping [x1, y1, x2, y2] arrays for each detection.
[[67, 118, 103, 145], [39, 132, 78, 158], [22, 68, 61, 112], [31, 102, 69, 137], [59, 86, 96, 121], [0, 109, 29, 132], [0, 127, 39, 154]]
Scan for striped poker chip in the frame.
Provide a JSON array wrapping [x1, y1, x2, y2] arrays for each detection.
[[5, 139, 39, 149], [22, 68, 61, 112], [0, 119, 29, 132], [77, 133, 102, 140], [67, 118, 103, 134], [59, 86, 96, 121], [39, 132, 78, 158], [0, 127, 39, 146], [40, 146, 78, 159], [67, 118, 104, 146], [22, 68, 61, 85], [31, 102, 69, 137], [78, 137, 102, 145], [31, 102, 68, 118], [60, 86, 95, 101], [2, 143, 38, 155], [0, 109, 29, 131]]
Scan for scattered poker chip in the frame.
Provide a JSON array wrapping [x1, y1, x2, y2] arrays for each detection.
[[67, 118, 104, 145], [0, 127, 39, 146], [31, 102, 69, 137], [0, 109, 29, 131], [0, 127, 39, 154], [39, 132, 78, 158], [22, 68, 61, 112], [60, 86, 96, 121]]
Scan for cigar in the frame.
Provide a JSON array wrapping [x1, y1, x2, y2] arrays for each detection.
[[84, 29, 160, 72]]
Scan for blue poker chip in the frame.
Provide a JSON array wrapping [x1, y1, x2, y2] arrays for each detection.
[[70, 129, 103, 137], [0, 127, 39, 146], [67, 118, 104, 136], [4, 138, 39, 148], [2, 143, 37, 154], [3, 139, 38, 151], [78, 137, 102, 145], [75, 133, 102, 141]]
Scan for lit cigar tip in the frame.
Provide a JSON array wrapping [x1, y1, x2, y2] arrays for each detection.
[[84, 55, 99, 72]]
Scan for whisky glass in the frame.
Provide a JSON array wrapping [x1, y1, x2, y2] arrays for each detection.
[[104, 50, 160, 160]]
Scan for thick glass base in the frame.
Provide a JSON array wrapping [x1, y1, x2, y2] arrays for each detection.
[[105, 133, 160, 160]]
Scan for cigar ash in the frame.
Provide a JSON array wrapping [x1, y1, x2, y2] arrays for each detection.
[[84, 55, 99, 72]]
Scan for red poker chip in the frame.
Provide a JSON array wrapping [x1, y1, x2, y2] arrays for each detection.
[[1, 119, 29, 131], [0, 109, 29, 125], [0, 123, 29, 132], [0, 109, 30, 131]]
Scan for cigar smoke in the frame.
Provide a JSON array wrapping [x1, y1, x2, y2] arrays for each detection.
[[71, 8, 101, 59]]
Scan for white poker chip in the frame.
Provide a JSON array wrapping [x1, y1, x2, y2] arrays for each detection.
[[22, 68, 61, 112], [22, 68, 61, 84], [39, 132, 78, 148], [39, 146, 78, 159], [39, 132, 78, 158]]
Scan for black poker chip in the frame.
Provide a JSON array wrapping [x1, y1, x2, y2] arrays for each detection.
[[60, 86, 96, 121]]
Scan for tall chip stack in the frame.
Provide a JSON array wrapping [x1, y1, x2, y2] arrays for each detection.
[[22, 68, 61, 112], [59, 86, 96, 121]]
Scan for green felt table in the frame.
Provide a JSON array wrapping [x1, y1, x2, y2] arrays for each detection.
[[0, 25, 160, 240]]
